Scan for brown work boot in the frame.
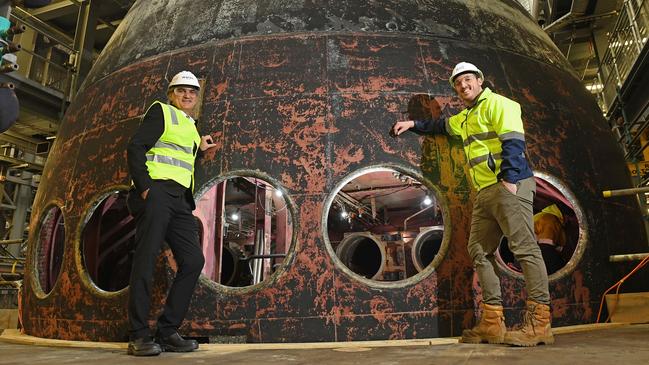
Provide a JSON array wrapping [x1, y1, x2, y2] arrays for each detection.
[[504, 300, 554, 346], [460, 303, 506, 344]]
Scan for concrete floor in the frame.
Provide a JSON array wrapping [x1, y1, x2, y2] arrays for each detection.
[[0, 324, 648, 365]]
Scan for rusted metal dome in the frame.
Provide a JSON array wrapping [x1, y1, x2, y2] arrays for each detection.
[[23, 0, 647, 342]]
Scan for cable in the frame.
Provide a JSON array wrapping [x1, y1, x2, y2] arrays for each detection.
[[356, 186, 413, 201], [596, 255, 649, 323]]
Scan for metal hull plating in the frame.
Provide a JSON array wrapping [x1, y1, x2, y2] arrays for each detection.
[[23, 0, 648, 342]]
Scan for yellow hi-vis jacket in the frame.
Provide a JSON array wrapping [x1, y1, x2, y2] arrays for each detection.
[[145, 101, 200, 190], [445, 88, 527, 191]]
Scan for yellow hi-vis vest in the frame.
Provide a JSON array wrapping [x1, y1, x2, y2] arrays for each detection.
[[445, 88, 526, 191], [145, 101, 201, 190]]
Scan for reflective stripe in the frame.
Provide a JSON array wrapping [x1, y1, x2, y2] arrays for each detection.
[[154, 141, 193, 154], [463, 131, 499, 147], [146, 154, 193, 171], [499, 131, 525, 142], [166, 104, 179, 125], [469, 152, 501, 168]]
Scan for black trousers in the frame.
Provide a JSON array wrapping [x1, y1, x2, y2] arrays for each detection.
[[127, 181, 204, 339]]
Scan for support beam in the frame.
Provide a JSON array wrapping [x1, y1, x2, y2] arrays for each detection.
[[262, 186, 272, 280], [272, 193, 289, 267], [0, 131, 37, 154], [213, 181, 225, 282], [27, 0, 76, 20], [7, 153, 33, 257], [96, 18, 119, 32], [543, 0, 590, 33], [70, 0, 97, 94], [4, 174, 37, 187], [9, 6, 74, 51], [13, 26, 37, 77]]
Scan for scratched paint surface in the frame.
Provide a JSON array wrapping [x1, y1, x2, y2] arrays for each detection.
[[22, 0, 649, 342]]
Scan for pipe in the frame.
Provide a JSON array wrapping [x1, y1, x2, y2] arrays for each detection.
[[8, 23, 25, 35], [0, 23, 25, 37], [411, 227, 444, 272], [0, 280, 21, 288], [336, 233, 386, 280], [251, 228, 263, 285], [0, 256, 24, 260], [0, 82, 14, 88], [0, 62, 19, 73], [602, 186, 649, 197], [609, 253, 649, 262], [532, 0, 547, 26], [1, 41, 21, 52], [403, 204, 434, 231], [0, 239, 22, 245], [242, 254, 287, 261]]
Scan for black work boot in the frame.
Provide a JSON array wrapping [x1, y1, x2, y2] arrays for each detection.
[[155, 332, 199, 352], [127, 336, 162, 356]]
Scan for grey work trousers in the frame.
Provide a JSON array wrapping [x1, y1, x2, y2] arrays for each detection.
[[467, 177, 550, 305]]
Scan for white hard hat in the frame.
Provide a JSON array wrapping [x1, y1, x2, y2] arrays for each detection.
[[449, 62, 483, 85], [168, 71, 200, 90]]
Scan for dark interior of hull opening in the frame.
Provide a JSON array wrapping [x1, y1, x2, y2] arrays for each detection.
[[498, 177, 580, 275], [82, 191, 135, 292], [328, 169, 446, 281], [36, 207, 65, 294], [413, 228, 444, 271], [194, 177, 292, 287]]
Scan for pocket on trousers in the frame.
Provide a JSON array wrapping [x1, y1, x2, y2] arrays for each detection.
[[498, 182, 517, 197], [516, 179, 535, 204]]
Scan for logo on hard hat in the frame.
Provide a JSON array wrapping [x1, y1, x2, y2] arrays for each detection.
[[169, 71, 201, 90], [449, 62, 484, 85]]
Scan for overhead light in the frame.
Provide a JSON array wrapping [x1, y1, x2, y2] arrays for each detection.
[[423, 196, 432, 206], [585, 83, 603, 92], [45, 136, 56, 140], [274, 189, 283, 197], [231, 212, 239, 221], [341, 211, 348, 218]]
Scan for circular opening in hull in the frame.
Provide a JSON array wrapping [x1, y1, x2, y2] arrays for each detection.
[[35, 206, 65, 295], [325, 167, 448, 284], [497, 174, 584, 278], [412, 227, 444, 272], [81, 190, 135, 292], [194, 175, 293, 288], [336, 233, 385, 280]]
